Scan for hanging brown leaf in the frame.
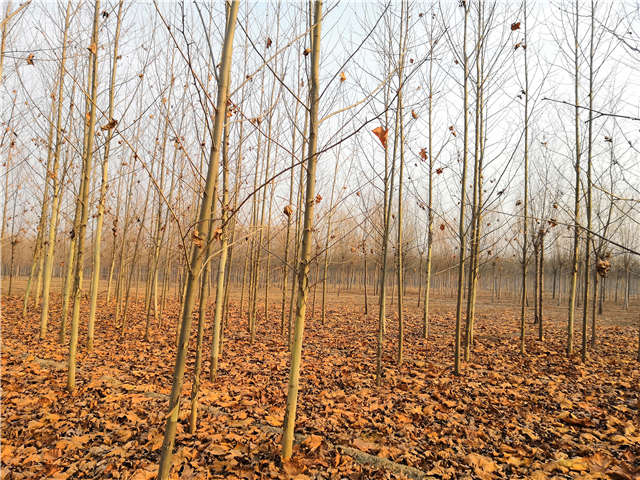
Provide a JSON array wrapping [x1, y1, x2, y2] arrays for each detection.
[[511, 22, 521, 31], [436, 167, 443, 175], [266, 37, 272, 48], [411, 110, 418, 120], [26, 53, 35, 65], [439, 224, 445, 231], [315, 194, 322, 204], [192, 229, 204, 248], [419, 148, 428, 161], [339, 71, 346, 82], [88, 43, 97, 55], [596, 257, 611, 277], [303, 47, 311, 56], [449, 125, 457, 137], [100, 119, 118, 131], [283, 204, 293, 217], [372, 126, 388, 149]]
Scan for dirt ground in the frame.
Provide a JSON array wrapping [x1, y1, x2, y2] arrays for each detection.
[[1, 286, 639, 479]]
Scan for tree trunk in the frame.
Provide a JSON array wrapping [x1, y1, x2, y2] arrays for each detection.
[[67, 0, 100, 391], [567, 0, 581, 357], [454, 1, 470, 375], [88, 0, 123, 351], [39, 0, 72, 339], [156, 2, 239, 477], [281, 0, 322, 459]]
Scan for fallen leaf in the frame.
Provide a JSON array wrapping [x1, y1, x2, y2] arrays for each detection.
[[303, 434, 322, 452]]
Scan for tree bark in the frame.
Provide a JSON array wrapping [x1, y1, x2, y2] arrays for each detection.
[[281, 0, 322, 460], [156, 2, 239, 477]]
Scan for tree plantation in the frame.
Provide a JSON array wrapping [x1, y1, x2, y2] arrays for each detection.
[[1, 0, 640, 479]]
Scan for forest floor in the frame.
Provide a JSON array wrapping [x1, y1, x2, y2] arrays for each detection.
[[1, 291, 639, 480]]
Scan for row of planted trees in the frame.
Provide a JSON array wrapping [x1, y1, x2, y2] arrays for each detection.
[[2, 0, 640, 477]]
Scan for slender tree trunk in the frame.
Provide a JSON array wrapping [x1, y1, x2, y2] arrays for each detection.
[[288, 108, 309, 348], [24, 90, 56, 316], [581, 0, 595, 362], [591, 266, 597, 347], [363, 241, 369, 315], [423, 16, 435, 340], [519, 0, 530, 355], [396, 34, 406, 365], [0, 1, 11, 87], [1, 93, 15, 243], [464, 3, 485, 361], [281, 0, 322, 460], [189, 188, 215, 433], [87, 0, 123, 351], [538, 232, 544, 341], [67, 0, 100, 391], [6, 179, 17, 296], [209, 95, 231, 382], [533, 240, 539, 324], [454, 2, 470, 375], [39, 0, 72, 339], [156, 3, 239, 477], [567, 0, 581, 357], [321, 155, 340, 325]]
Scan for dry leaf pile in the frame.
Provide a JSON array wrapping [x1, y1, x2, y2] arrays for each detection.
[[1, 294, 639, 479]]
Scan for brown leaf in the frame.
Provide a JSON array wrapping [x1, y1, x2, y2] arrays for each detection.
[[192, 229, 203, 248], [372, 126, 388, 149], [339, 71, 346, 82], [547, 457, 589, 472], [26, 53, 35, 65], [303, 434, 322, 452], [130, 464, 156, 480], [209, 444, 231, 456], [465, 453, 498, 476], [100, 119, 118, 131], [352, 438, 379, 453], [264, 414, 282, 427]]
